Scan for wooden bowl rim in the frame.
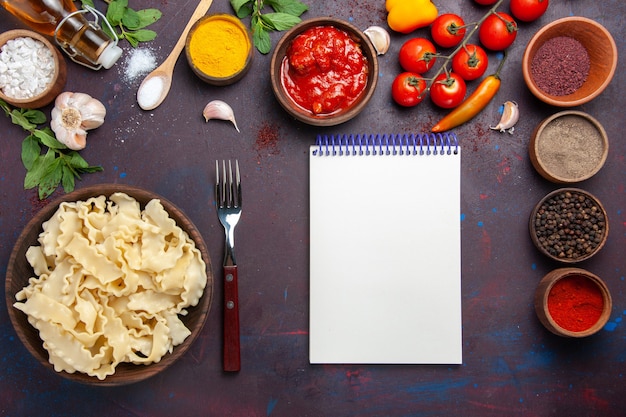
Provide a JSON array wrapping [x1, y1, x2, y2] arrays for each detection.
[[0, 29, 67, 108], [529, 110, 609, 183], [269, 17, 379, 127], [5, 184, 213, 386], [534, 267, 612, 337], [184, 13, 254, 86], [522, 16, 618, 107], [528, 187, 609, 263]]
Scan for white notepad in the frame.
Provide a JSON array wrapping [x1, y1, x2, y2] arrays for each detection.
[[309, 133, 462, 364]]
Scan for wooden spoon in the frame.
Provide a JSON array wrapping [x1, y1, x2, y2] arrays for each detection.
[[137, 0, 214, 110]]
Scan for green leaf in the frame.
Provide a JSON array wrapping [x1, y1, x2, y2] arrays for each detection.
[[266, 0, 308, 16], [38, 160, 63, 199], [126, 29, 157, 46], [253, 26, 272, 54], [22, 109, 47, 125], [122, 8, 141, 30], [61, 165, 76, 193], [9, 109, 36, 131], [23, 154, 47, 189], [21, 135, 41, 170], [230, 0, 252, 17], [34, 128, 66, 150], [67, 152, 89, 170], [260, 12, 301, 31], [106, 0, 127, 26], [135, 9, 162, 29]]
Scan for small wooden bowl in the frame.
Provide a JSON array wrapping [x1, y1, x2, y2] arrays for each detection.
[[185, 14, 254, 86], [0, 29, 67, 109], [270, 17, 379, 127], [5, 184, 213, 386], [529, 188, 609, 263], [522, 16, 617, 107], [529, 111, 609, 183], [535, 268, 612, 337]]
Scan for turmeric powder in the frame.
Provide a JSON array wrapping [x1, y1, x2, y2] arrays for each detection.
[[188, 15, 251, 78]]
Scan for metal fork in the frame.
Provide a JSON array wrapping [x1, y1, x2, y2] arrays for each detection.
[[215, 159, 242, 372]]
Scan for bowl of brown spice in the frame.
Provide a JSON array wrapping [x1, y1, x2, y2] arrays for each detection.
[[0, 29, 67, 109], [522, 16, 618, 107], [529, 111, 609, 183], [534, 267, 612, 338], [529, 188, 609, 263]]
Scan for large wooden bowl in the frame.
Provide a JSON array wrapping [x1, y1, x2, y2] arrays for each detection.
[[0, 29, 67, 109], [5, 184, 213, 386], [522, 17, 617, 107], [270, 17, 379, 126]]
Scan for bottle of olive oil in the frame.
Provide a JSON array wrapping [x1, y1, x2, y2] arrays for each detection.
[[0, 0, 122, 69]]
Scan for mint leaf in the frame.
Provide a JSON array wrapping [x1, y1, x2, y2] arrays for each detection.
[[34, 128, 66, 150], [260, 12, 301, 31], [266, 0, 308, 16], [136, 9, 162, 29], [122, 8, 141, 30], [21, 135, 41, 170], [106, 0, 127, 26], [23, 109, 47, 125]]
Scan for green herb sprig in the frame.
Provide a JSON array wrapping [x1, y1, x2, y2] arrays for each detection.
[[230, 0, 308, 54], [0, 99, 103, 200], [81, 0, 162, 47]]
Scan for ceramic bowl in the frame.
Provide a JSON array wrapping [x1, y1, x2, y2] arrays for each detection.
[[522, 16, 617, 107], [529, 111, 609, 183], [534, 268, 612, 337], [0, 29, 67, 109], [185, 14, 254, 86], [5, 184, 213, 386], [529, 188, 608, 263], [270, 17, 379, 126]]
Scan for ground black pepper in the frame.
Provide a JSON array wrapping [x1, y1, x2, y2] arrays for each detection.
[[533, 190, 606, 260], [531, 36, 590, 96]]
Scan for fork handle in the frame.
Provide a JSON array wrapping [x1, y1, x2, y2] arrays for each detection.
[[223, 265, 240, 372]]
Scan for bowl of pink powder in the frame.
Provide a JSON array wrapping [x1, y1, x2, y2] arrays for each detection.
[[522, 16, 617, 107]]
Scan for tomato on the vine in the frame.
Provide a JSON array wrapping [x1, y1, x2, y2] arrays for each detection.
[[473, 0, 498, 5], [391, 72, 427, 107], [451, 44, 489, 81], [398, 38, 437, 74], [479, 12, 518, 51], [430, 14, 466, 49], [430, 73, 467, 109], [510, 0, 549, 22]]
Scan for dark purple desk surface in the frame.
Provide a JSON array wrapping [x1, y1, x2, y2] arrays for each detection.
[[1, 1, 625, 416]]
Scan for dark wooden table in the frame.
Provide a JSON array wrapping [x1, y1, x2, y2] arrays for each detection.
[[1, 0, 625, 416]]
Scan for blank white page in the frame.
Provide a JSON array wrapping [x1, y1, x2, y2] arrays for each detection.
[[309, 139, 462, 364]]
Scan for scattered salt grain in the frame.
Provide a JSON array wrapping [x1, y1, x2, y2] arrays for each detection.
[[0, 36, 55, 99], [122, 47, 157, 83]]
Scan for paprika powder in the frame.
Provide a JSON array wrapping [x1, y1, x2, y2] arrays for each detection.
[[547, 275, 604, 332]]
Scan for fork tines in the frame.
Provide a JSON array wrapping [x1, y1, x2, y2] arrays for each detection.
[[215, 160, 241, 208]]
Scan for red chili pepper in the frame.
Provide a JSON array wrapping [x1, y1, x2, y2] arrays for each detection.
[[431, 51, 507, 133]]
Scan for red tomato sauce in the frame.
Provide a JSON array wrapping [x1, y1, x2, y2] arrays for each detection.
[[281, 26, 369, 116]]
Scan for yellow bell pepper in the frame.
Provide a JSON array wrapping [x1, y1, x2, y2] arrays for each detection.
[[386, 0, 438, 34]]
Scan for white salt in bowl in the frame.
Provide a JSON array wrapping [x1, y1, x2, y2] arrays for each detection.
[[0, 29, 67, 109]]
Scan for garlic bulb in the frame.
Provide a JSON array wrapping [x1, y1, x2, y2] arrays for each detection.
[[364, 26, 390, 55], [50, 92, 106, 150], [202, 100, 240, 132]]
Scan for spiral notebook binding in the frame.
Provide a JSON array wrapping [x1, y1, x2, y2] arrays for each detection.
[[313, 133, 459, 156]]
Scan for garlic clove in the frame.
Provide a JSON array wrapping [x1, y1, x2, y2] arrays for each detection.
[[490, 101, 519, 134], [202, 99, 240, 132], [364, 26, 390, 55]]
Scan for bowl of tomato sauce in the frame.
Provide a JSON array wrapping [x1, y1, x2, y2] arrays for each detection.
[[270, 17, 379, 126]]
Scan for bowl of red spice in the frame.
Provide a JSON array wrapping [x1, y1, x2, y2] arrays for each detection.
[[535, 268, 612, 337], [529, 188, 609, 263], [522, 16, 618, 107], [270, 17, 379, 126], [185, 14, 254, 86], [0, 29, 67, 109]]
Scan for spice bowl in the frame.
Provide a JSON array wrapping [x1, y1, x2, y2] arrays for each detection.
[[529, 111, 608, 183], [0, 29, 67, 109], [270, 17, 379, 126], [522, 16, 618, 107], [185, 14, 254, 86], [529, 188, 609, 263], [534, 268, 612, 337]]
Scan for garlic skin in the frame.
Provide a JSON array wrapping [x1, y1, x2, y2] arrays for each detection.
[[364, 26, 390, 55], [50, 92, 106, 150], [202, 100, 240, 132], [490, 101, 519, 134]]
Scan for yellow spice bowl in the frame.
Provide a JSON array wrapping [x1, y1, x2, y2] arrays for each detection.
[[185, 14, 254, 86]]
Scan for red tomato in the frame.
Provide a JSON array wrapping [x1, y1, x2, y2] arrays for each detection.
[[398, 38, 437, 74], [451, 44, 489, 81], [474, 0, 498, 4], [510, 0, 549, 22], [430, 14, 466, 49], [391, 72, 427, 107], [430, 72, 467, 109], [479, 12, 518, 51]]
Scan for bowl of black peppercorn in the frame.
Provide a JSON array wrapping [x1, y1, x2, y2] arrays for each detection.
[[529, 188, 609, 263]]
